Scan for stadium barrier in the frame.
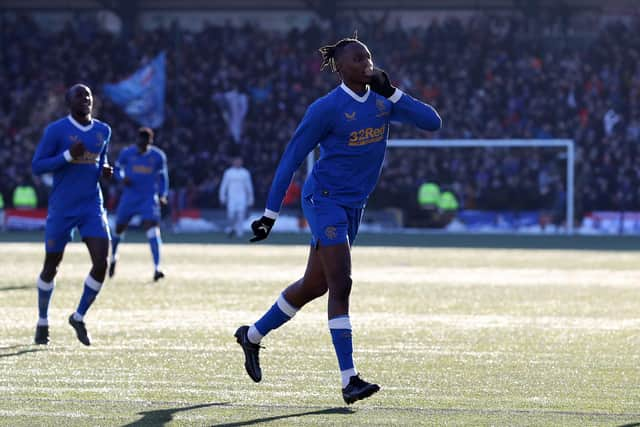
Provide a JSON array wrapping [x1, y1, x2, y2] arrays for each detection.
[[4, 208, 47, 230], [4, 208, 640, 235]]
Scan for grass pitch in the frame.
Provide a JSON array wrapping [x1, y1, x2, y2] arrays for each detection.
[[0, 240, 639, 426]]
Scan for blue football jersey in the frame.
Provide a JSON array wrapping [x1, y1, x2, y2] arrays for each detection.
[[265, 83, 441, 213], [32, 115, 111, 216], [115, 145, 168, 203]]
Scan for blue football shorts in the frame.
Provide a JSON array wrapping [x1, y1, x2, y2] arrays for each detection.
[[45, 209, 110, 253], [302, 193, 364, 247], [116, 196, 160, 225]]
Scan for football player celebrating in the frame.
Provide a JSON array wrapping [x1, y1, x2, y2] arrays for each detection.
[[32, 84, 113, 346], [234, 37, 441, 404]]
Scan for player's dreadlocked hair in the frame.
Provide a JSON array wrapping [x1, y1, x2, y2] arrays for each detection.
[[318, 35, 359, 72]]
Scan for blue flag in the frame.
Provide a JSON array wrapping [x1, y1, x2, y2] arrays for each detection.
[[103, 52, 166, 128]]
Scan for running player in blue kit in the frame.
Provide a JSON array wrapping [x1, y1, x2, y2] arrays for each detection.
[[109, 127, 168, 282], [32, 84, 113, 346], [234, 37, 442, 404]]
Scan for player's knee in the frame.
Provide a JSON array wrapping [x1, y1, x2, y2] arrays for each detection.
[[329, 276, 352, 302], [40, 267, 58, 283], [41, 262, 58, 276], [41, 254, 62, 282], [92, 257, 109, 277]]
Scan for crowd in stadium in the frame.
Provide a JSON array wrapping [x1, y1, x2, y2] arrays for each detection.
[[1, 11, 638, 222]]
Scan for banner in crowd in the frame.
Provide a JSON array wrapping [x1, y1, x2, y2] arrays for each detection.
[[455, 210, 540, 231], [581, 211, 640, 234], [103, 52, 166, 128], [212, 89, 249, 143], [4, 208, 47, 230]]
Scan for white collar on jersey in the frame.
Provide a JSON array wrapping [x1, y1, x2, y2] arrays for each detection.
[[67, 114, 94, 132], [340, 82, 370, 103]]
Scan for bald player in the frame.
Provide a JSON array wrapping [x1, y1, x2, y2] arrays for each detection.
[[32, 83, 113, 346]]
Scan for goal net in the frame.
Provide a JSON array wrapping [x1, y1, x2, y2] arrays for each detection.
[[370, 139, 575, 234]]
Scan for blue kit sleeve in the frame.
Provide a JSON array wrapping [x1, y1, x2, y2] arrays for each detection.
[[113, 149, 127, 183], [157, 151, 169, 197], [389, 90, 442, 131], [265, 99, 332, 214], [98, 126, 111, 170], [32, 125, 70, 175]]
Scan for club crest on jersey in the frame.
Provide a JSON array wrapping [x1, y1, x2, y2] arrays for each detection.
[[376, 99, 389, 117], [325, 226, 337, 240], [344, 111, 356, 121], [95, 132, 105, 148]]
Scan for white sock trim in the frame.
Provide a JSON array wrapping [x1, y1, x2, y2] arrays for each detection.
[[114, 232, 124, 239], [37, 318, 49, 326], [276, 293, 298, 318], [146, 226, 160, 239], [328, 315, 352, 330], [37, 277, 55, 291], [341, 368, 358, 388], [73, 312, 84, 322], [84, 275, 103, 292], [247, 325, 263, 344]]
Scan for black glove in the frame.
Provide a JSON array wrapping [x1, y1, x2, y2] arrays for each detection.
[[368, 68, 396, 98], [250, 216, 275, 242]]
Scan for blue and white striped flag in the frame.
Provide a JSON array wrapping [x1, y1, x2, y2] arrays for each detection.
[[103, 52, 166, 128]]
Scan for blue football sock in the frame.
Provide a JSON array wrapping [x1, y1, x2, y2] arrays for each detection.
[[37, 277, 55, 325], [249, 293, 298, 343], [111, 232, 123, 261], [147, 227, 161, 270], [75, 275, 102, 319], [329, 315, 358, 387]]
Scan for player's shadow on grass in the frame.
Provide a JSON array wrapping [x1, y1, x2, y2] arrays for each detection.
[[0, 345, 45, 358], [123, 402, 229, 426], [211, 407, 355, 426], [0, 285, 33, 292], [617, 423, 640, 427]]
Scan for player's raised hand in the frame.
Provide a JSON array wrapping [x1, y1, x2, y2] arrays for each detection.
[[159, 196, 168, 205], [69, 141, 86, 159], [368, 67, 396, 98], [101, 164, 113, 179], [250, 216, 275, 242]]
